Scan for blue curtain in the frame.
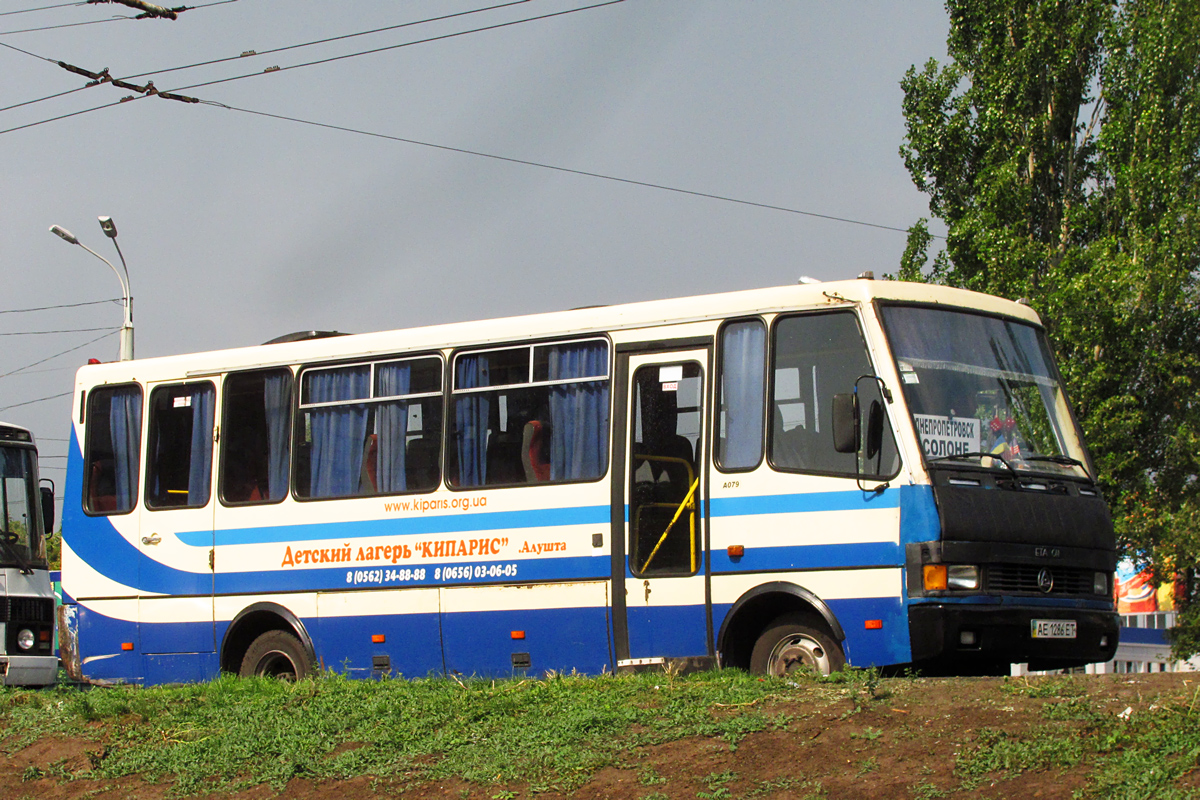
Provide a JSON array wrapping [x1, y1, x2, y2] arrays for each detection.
[[720, 321, 766, 468], [455, 355, 490, 486], [547, 342, 609, 481], [263, 371, 291, 501], [375, 362, 411, 493], [307, 368, 370, 497], [186, 385, 215, 505], [109, 386, 142, 513]]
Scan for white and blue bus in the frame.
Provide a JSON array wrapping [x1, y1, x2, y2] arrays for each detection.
[[58, 279, 1119, 684], [1, 420, 57, 686]]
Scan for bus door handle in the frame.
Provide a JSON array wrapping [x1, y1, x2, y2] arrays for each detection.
[[142, 534, 161, 546]]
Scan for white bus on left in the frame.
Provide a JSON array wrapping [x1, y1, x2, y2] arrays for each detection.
[[1, 420, 57, 686]]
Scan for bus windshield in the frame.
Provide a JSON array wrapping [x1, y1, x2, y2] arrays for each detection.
[[880, 305, 1089, 479], [0, 444, 45, 566]]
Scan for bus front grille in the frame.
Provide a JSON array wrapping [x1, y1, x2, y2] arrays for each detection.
[[985, 565, 1095, 596], [3, 597, 55, 624]]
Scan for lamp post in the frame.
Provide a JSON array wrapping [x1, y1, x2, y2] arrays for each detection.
[[49, 220, 134, 361]]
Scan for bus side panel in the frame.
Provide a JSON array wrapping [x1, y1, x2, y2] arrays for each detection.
[[825, 596, 909, 666], [144, 653, 219, 685], [316, 588, 442, 678], [625, 601, 708, 658], [441, 582, 611, 677], [77, 601, 141, 683]]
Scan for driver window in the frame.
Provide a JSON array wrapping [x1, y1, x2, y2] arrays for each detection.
[[770, 312, 899, 479]]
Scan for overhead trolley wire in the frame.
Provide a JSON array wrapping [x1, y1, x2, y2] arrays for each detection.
[[0, 393, 73, 412], [0, 298, 122, 314], [3, 0, 532, 115], [208, 103, 924, 237], [0, 326, 119, 336], [0, 0, 237, 34], [121, 0, 535, 82], [0, 15, 130, 35], [0, 2, 86, 18], [0, 329, 117, 380], [170, 0, 627, 94], [0, 0, 626, 134]]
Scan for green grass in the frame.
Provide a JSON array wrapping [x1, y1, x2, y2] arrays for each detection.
[[4, 671, 1198, 798], [0, 670, 827, 796], [956, 683, 1200, 798]]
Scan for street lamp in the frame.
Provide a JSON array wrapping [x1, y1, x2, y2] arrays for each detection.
[[49, 220, 134, 361]]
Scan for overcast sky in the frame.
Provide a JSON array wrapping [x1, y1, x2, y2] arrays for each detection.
[[0, 0, 949, 498]]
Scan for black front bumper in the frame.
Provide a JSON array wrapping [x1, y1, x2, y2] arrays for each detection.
[[909, 603, 1120, 672]]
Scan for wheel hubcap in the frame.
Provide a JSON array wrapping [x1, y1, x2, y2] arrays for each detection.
[[768, 635, 831, 677], [254, 649, 298, 680]]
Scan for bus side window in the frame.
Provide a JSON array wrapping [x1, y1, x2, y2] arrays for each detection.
[[84, 384, 143, 515], [220, 369, 293, 504], [449, 339, 609, 488], [716, 318, 766, 471], [293, 356, 443, 500], [769, 312, 899, 479], [146, 382, 216, 509]]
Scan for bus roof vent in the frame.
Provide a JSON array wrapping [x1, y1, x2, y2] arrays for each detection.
[[262, 330, 349, 345]]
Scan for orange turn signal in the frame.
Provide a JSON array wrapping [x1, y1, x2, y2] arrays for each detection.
[[511, 631, 526, 640], [121, 642, 134, 651], [865, 619, 883, 630], [923, 564, 948, 591], [727, 545, 745, 558], [371, 634, 386, 644]]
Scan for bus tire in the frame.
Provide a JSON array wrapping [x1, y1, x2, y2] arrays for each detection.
[[750, 615, 845, 677], [239, 630, 313, 680]]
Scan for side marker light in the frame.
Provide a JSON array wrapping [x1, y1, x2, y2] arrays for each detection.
[[865, 620, 883, 630]]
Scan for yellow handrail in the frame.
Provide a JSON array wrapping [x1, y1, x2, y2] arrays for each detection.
[[639, 477, 699, 573]]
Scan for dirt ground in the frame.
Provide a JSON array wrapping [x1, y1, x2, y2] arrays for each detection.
[[3, 672, 1193, 799]]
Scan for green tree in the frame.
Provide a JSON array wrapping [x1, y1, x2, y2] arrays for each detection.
[[900, 0, 1200, 656]]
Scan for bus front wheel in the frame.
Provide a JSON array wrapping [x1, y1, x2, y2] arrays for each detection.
[[240, 630, 312, 680], [750, 615, 845, 677]]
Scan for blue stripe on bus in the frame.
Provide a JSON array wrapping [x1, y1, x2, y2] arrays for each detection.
[[708, 487, 899, 517], [185, 505, 612, 548], [709, 541, 902, 572], [193, 489, 899, 549]]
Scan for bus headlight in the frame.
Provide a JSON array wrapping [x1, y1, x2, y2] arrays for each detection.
[[1094, 572, 1108, 595], [17, 628, 35, 651], [948, 565, 979, 590]]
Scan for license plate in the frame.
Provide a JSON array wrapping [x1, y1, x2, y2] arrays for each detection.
[[1031, 619, 1077, 639]]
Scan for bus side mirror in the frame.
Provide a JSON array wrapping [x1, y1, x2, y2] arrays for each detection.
[[40, 484, 55, 535], [832, 393, 858, 453], [865, 399, 885, 460]]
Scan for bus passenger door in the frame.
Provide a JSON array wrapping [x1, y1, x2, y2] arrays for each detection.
[[137, 381, 217, 683], [613, 349, 710, 667]]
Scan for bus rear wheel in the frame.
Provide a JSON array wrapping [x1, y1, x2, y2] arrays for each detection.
[[750, 615, 844, 677], [240, 630, 312, 680]]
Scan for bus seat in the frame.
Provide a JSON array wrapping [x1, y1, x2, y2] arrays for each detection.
[[361, 434, 378, 493], [522, 420, 551, 482], [88, 460, 117, 513], [772, 405, 807, 469], [486, 431, 524, 484], [405, 437, 439, 490]]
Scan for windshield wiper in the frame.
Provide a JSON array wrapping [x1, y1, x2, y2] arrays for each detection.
[[1022, 454, 1091, 479], [0, 530, 34, 575], [928, 451, 1019, 479]]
